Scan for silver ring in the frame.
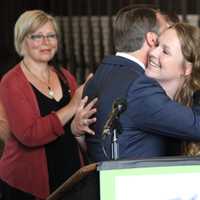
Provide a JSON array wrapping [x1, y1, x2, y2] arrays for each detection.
[[84, 119, 88, 125], [82, 119, 88, 126]]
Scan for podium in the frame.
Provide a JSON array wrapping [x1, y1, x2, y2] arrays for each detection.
[[47, 163, 100, 200], [98, 156, 200, 200], [47, 156, 200, 200]]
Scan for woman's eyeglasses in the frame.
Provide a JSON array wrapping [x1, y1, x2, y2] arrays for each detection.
[[28, 33, 57, 43]]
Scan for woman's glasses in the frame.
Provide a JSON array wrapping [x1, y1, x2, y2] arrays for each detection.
[[28, 33, 57, 43]]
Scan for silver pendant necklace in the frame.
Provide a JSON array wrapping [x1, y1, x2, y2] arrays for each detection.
[[22, 60, 54, 99], [47, 86, 54, 99]]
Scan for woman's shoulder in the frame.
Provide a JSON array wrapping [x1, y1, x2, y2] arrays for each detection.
[[60, 67, 75, 80], [51, 66, 74, 78], [52, 66, 77, 93], [1, 64, 23, 85]]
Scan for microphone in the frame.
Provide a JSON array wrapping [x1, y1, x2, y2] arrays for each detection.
[[102, 98, 127, 138]]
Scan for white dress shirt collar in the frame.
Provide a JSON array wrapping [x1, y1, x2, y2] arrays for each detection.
[[116, 52, 145, 70]]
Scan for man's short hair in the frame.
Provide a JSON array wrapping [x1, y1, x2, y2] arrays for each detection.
[[159, 11, 180, 25], [114, 6, 159, 52]]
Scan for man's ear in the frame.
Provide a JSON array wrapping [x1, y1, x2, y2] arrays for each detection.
[[146, 32, 158, 47]]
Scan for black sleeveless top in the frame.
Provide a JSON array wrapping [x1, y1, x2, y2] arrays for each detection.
[[32, 76, 81, 192]]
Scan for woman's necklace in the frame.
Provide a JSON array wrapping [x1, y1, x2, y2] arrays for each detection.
[[22, 60, 54, 99]]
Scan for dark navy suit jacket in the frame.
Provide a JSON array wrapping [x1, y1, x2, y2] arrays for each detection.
[[84, 55, 200, 162]]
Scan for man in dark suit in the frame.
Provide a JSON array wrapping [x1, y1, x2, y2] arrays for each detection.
[[82, 6, 200, 162]]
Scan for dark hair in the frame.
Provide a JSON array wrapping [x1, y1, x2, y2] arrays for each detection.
[[159, 11, 180, 25], [114, 6, 159, 52]]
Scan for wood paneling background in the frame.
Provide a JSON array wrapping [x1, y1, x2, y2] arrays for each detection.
[[0, 0, 199, 82]]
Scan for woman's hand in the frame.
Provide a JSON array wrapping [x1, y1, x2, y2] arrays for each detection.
[[56, 74, 94, 126], [71, 96, 97, 136], [69, 73, 93, 114]]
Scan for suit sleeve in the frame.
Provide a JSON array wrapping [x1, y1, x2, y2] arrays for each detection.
[[127, 75, 200, 140], [0, 75, 65, 147]]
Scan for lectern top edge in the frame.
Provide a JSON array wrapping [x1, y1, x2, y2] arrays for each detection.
[[97, 156, 200, 171]]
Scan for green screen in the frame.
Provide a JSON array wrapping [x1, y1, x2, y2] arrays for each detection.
[[100, 165, 200, 200]]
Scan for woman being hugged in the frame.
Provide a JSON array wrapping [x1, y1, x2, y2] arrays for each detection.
[[145, 22, 200, 155], [0, 10, 96, 200]]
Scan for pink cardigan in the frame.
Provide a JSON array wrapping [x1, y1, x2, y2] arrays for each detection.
[[0, 64, 78, 199]]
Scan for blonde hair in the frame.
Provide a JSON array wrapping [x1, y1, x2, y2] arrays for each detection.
[[14, 10, 59, 56], [172, 23, 200, 106], [171, 23, 200, 156]]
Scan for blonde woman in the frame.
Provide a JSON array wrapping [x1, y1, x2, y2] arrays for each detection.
[[0, 10, 96, 200]]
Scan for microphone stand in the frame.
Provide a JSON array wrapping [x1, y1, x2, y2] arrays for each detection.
[[110, 117, 121, 160], [102, 98, 127, 160]]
